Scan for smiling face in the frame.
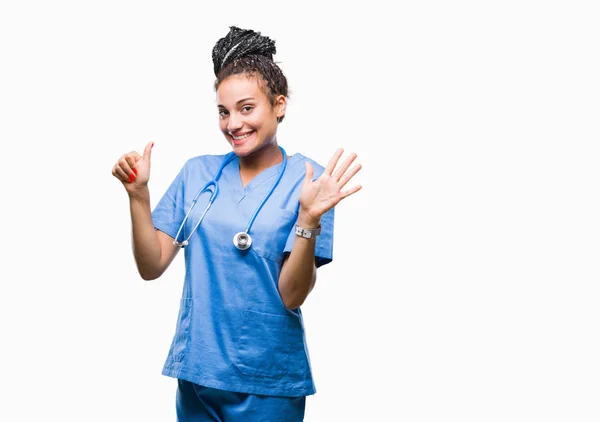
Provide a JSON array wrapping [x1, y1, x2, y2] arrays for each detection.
[[217, 74, 286, 157]]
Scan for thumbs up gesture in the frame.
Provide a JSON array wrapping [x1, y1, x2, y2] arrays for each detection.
[[111, 141, 154, 196]]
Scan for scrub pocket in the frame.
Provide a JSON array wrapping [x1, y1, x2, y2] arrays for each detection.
[[251, 208, 297, 263], [233, 310, 291, 379]]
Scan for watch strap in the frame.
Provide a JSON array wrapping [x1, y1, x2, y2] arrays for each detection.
[[295, 224, 321, 239]]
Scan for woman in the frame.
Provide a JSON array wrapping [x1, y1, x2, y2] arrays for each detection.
[[112, 26, 361, 421]]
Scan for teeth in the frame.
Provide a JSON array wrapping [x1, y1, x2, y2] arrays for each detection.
[[232, 132, 252, 140]]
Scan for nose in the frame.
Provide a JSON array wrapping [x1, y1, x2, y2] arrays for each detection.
[[227, 111, 243, 132]]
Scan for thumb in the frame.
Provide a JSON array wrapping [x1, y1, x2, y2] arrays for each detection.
[[304, 161, 314, 183], [143, 141, 154, 161]]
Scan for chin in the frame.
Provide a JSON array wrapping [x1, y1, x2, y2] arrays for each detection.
[[230, 143, 257, 157]]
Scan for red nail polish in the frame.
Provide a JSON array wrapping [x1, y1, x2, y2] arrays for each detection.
[[133, 168, 138, 174], [151, 142, 154, 148], [128, 173, 135, 183]]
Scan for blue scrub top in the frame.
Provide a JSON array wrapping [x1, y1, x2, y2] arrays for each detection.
[[151, 151, 334, 397]]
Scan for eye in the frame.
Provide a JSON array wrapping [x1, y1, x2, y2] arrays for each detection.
[[241, 105, 253, 113], [218, 109, 228, 117]]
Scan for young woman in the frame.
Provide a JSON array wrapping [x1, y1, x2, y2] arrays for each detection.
[[112, 26, 362, 421]]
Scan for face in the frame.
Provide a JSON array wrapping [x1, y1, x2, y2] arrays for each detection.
[[216, 74, 286, 157]]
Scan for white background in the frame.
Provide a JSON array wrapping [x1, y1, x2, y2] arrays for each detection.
[[1, 1, 599, 421]]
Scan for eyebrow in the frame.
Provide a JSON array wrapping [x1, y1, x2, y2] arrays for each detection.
[[217, 97, 255, 108]]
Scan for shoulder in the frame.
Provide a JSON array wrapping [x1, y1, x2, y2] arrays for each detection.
[[183, 153, 229, 169], [178, 153, 232, 177], [286, 152, 326, 177]]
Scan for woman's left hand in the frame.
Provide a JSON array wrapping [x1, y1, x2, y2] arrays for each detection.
[[299, 148, 362, 225]]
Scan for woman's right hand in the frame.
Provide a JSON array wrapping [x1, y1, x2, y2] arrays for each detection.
[[112, 141, 154, 196]]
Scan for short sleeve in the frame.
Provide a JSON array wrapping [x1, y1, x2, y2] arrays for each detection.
[[151, 162, 187, 240], [283, 206, 335, 268]]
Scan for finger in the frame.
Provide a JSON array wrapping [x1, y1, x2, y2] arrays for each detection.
[[125, 153, 140, 171], [304, 161, 314, 182], [332, 152, 357, 182], [113, 165, 131, 183], [118, 156, 135, 179], [340, 184, 362, 200], [143, 141, 154, 161], [324, 148, 344, 176], [338, 163, 362, 189]]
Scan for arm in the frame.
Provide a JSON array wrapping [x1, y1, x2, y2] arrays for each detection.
[[278, 212, 320, 309], [112, 141, 180, 281], [277, 150, 362, 309], [129, 187, 180, 280]]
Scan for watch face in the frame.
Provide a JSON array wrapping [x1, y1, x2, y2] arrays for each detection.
[[295, 225, 320, 238]]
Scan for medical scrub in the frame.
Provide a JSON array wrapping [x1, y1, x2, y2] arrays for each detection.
[[151, 151, 334, 420]]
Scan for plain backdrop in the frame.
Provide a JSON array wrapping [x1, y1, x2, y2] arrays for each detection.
[[1, 1, 599, 421]]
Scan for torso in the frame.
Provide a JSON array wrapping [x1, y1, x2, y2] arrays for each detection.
[[239, 155, 291, 188]]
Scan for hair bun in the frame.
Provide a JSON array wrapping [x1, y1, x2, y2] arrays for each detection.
[[212, 26, 277, 76]]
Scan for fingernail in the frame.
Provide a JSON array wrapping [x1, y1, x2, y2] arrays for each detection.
[[128, 173, 136, 183], [133, 168, 138, 174], [152, 142, 154, 148]]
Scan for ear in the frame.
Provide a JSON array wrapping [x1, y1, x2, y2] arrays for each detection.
[[274, 94, 287, 120]]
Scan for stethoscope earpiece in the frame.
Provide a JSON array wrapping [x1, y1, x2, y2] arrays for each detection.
[[233, 232, 252, 250]]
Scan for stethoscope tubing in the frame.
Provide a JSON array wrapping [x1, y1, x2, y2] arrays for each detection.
[[173, 147, 287, 249]]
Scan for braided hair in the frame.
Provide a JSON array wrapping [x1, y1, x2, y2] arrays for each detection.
[[212, 26, 289, 123]]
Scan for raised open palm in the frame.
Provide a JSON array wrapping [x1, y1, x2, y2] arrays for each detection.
[[299, 149, 362, 222]]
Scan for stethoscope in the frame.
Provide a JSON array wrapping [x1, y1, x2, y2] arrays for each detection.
[[173, 146, 287, 250]]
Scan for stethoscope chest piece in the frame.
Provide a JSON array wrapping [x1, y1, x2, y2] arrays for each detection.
[[233, 232, 252, 250]]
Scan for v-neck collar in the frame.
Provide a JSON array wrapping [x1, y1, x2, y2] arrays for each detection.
[[231, 153, 299, 203]]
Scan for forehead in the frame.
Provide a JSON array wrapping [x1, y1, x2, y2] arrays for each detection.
[[216, 74, 268, 106]]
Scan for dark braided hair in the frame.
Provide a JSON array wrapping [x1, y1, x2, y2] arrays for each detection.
[[212, 26, 289, 123]]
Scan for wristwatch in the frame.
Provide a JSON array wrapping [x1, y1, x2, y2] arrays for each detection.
[[295, 224, 321, 239]]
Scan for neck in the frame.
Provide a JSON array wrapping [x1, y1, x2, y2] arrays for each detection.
[[239, 141, 283, 172]]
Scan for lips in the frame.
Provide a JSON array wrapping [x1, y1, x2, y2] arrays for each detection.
[[230, 131, 255, 145]]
